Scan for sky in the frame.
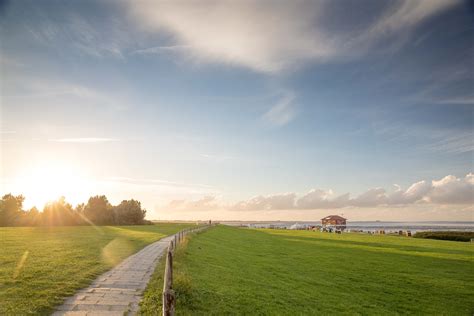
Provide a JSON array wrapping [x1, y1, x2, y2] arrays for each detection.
[[0, 0, 473, 221]]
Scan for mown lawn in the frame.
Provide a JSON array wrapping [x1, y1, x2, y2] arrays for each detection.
[[140, 225, 474, 315], [0, 223, 194, 315]]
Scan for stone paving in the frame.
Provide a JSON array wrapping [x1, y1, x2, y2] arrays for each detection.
[[52, 235, 175, 316]]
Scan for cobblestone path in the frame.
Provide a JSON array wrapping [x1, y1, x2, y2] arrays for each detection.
[[52, 235, 174, 316]]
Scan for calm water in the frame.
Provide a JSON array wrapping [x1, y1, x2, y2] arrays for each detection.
[[221, 221, 474, 233]]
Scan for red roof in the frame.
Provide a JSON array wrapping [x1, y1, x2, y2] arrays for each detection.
[[321, 215, 347, 221]]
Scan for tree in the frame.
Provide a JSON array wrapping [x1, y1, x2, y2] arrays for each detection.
[[0, 194, 25, 226], [0, 194, 149, 227], [73, 203, 87, 225], [20, 206, 41, 226], [75, 203, 85, 214], [83, 195, 113, 225], [114, 199, 146, 225], [42, 197, 78, 226]]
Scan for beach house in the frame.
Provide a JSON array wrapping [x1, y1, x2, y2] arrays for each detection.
[[321, 215, 347, 231]]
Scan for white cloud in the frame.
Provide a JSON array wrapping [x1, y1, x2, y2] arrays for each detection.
[[296, 189, 350, 209], [232, 193, 297, 211], [163, 173, 474, 212], [429, 174, 474, 204], [162, 196, 220, 212], [128, 1, 332, 73], [388, 180, 432, 204], [128, 0, 460, 73], [351, 188, 388, 207]]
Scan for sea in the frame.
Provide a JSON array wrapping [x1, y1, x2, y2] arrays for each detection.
[[220, 221, 474, 233]]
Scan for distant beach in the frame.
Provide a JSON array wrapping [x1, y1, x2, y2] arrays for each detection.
[[221, 221, 474, 233]]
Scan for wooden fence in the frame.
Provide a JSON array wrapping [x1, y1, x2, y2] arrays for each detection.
[[162, 225, 212, 316]]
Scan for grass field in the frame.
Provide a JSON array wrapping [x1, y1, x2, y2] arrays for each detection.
[[140, 225, 474, 315], [0, 223, 194, 315]]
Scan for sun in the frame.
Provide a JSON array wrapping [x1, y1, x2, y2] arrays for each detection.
[[14, 161, 91, 209]]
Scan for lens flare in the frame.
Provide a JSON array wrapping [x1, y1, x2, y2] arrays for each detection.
[[101, 238, 134, 266], [13, 250, 29, 279]]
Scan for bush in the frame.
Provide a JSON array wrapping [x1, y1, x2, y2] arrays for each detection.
[[413, 231, 474, 242]]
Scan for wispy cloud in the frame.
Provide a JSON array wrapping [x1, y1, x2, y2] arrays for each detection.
[[199, 153, 235, 163], [128, 1, 330, 73], [411, 63, 474, 107], [361, 0, 460, 44], [127, 0, 460, 73], [4, 1, 461, 74], [101, 177, 219, 210], [0, 54, 24, 68], [421, 131, 474, 155], [4, 75, 130, 111], [263, 92, 297, 126], [25, 10, 128, 59], [105, 176, 214, 190], [434, 96, 474, 105], [131, 45, 190, 55], [371, 121, 474, 155], [50, 138, 118, 143]]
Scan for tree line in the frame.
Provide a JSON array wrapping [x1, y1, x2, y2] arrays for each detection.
[[0, 194, 150, 227]]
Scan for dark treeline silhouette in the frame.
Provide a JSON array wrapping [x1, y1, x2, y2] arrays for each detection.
[[0, 194, 150, 227]]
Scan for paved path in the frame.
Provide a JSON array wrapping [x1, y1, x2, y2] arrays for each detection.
[[52, 235, 175, 316]]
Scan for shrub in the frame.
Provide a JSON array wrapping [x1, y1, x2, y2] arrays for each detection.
[[413, 231, 474, 242]]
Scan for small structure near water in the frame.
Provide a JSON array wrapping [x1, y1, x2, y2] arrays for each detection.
[[289, 223, 307, 230], [321, 215, 347, 232]]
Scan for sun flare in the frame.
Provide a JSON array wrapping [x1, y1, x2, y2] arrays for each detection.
[[12, 162, 91, 209]]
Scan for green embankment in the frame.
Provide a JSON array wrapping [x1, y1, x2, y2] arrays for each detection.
[[140, 225, 474, 315], [0, 223, 194, 315]]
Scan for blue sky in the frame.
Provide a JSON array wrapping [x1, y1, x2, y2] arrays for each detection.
[[1, 0, 473, 220]]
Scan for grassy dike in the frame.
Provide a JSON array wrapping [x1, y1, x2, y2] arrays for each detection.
[[139, 225, 474, 315], [0, 223, 194, 315]]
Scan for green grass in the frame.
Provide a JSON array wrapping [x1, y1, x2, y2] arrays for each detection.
[[0, 223, 194, 315], [140, 225, 474, 315]]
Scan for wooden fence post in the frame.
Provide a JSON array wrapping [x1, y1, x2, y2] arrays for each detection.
[[162, 244, 175, 316], [161, 226, 215, 315]]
